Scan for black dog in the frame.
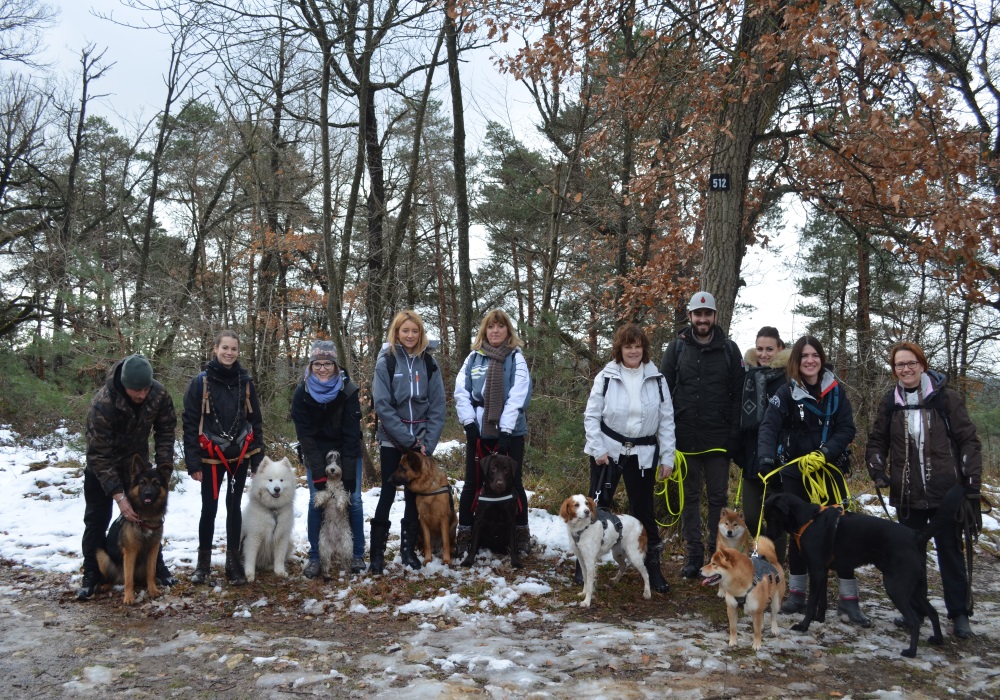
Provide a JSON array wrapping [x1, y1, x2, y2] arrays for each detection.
[[461, 453, 522, 569], [764, 488, 964, 657]]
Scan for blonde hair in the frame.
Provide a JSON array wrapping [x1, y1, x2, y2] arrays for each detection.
[[386, 310, 429, 355], [471, 309, 523, 350]]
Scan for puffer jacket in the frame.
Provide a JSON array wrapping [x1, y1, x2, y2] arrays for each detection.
[[757, 366, 856, 475], [182, 359, 264, 475], [85, 358, 177, 496], [865, 370, 982, 509], [291, 374, 362, 488], [659, 325, 744, 452], [373, 344, 446, 453], [583, 360, 675, 471], [736, 347, 790, 475], [454, 347, 531, 437]]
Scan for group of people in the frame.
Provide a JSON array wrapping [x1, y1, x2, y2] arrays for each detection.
[[583, 291, 981, 639], [77, 308, 532, 598], [76, 294, 983, 642]]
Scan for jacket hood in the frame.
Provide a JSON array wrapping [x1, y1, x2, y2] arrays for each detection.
[[600, 359, 662, 380], [743, 347, 791, 370], [892, 368, 946, 405], [789, 366, 839, 402]]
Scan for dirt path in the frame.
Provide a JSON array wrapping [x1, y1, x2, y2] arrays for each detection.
[[2, 550, 999, 699]]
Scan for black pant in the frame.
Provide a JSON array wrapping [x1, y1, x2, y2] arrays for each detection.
[[741, 473, 788, 566], [373, 445, 417, 525], [782, 470, 854, 579], [81, 469, 114, 575], [459, 435, 528, 526], [198, 461, 249, 553], [900, 507, 969, 618], [588, 454, 659, 548]]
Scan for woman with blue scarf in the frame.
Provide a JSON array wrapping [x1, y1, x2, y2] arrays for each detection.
[[291, 340, 365, 578]]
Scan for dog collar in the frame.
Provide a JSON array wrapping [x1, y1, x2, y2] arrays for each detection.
[[136, 518, 164, 530], [477, 494, 514, 503]]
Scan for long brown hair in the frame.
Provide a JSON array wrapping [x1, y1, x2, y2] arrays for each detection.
[[471, 309, 524, 350], [787, 335, 826, 384]]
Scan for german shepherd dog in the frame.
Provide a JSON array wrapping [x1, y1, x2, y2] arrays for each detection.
[[392, 449, 457, 566], [96, 459, 171, 605], [461, 453, 522, 569], [764, 487, 965, 657]]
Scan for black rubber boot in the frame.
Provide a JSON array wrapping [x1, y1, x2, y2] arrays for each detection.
[[837, 578, 871, 627], [368, 520, 391, 575], [953, 614, 972, 639], [781, 590, 807, 614], [190, 548, 212, 585], [225, 549, 246, 586], [645, 543, 670, 593], [399, 520, 422, 570]]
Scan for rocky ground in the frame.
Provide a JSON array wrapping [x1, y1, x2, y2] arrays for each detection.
[[2, 543, 999, 700]]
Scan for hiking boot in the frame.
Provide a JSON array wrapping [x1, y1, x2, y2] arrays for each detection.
[[368, 520, 391, 575], [399, 520, 422, 571], [680, 554, 704, 579], [515, 525, 532, 559], [350, 556, 366, 574], [76, 570, 100, 601], [645, 544, 670, 594], [456, 525, 472, 559], [953, 614, 972, 639], [225, 550, 247, 586], [302, 559, 321, 579], [191, 548, 212, 585], [781, 590, 807, 614]]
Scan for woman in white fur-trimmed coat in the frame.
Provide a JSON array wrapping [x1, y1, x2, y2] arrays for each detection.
[[583, 323, 675, 593]]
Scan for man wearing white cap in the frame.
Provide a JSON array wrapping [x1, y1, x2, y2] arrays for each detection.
[[660, 291, 745, 578]]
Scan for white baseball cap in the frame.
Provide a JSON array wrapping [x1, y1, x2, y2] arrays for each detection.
[[687, 291, 717, 312]]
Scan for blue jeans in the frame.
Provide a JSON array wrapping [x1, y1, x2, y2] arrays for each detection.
[[307, 458, 365, 561]]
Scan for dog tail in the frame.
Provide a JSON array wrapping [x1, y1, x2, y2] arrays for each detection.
[[916, 485, 965, 550]]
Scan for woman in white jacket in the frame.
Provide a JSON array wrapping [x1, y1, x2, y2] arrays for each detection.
[[583, 323, 675, 593]]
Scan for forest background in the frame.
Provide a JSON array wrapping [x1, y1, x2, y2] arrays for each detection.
[[2, 0, 1000, 497]]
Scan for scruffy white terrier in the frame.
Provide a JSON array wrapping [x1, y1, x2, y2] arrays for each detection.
[[312, 450, 353, 577]]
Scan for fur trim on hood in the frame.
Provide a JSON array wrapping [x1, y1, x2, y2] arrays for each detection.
[[743, 346, 791, 370]]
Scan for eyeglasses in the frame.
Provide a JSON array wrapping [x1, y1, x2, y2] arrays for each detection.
[[893, 361, 919, 371], [312, 361, 336, 370]]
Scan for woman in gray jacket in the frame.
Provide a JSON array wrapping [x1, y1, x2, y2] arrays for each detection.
[[583, 323, 675, 593], [370, 310, 446, 574]]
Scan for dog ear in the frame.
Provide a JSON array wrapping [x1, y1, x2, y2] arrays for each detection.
[[559, 497, 573, 522], [156, 462, 173, 486], [584, 496, 598, 522]]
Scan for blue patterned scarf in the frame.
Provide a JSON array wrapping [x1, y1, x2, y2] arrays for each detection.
[[305, 369, 343, 404]]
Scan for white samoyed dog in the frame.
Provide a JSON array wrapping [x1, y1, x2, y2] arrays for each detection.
[[241, 456, 296, 582]]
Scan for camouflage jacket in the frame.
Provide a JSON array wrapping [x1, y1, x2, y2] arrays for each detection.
[[85, 359, 177, 496]]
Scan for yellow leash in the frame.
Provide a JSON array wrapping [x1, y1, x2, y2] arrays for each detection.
[[654, 448, 727, 528], [784, 451, 852, 508]]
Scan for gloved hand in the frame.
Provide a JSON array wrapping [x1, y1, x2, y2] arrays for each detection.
[[464, 422, 480, 443], [869, 468, 890, 489], [964, 484, 981, 498], [757, 457, 776, 482], [818, 445, 831, 460], [498, 431, 512, 454]]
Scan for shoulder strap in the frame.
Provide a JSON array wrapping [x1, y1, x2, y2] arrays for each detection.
[[385, 351, 397, 392], [603, 375, 610, 397], [199, 373, 210, 436], [423, 350, 438, 377]]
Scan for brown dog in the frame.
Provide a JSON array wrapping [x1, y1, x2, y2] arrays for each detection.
[[96, 459, 171, 605], [392, 449, 457, 565], [700, 537, 785, 651]]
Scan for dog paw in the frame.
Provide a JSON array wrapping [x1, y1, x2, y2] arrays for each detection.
[[123, 593, 137, 606], [901, 648, 917, 658], [728, 638, 737, 647], [752, 641, 762, 652], [643, 590, 651, 600], [511, 560, 523, 570], [791, 622, 809, 633], [579, 600, 592, 608], [148, 586, 160, 599], [274, 569, 288, 578], [928, 634, 944, 646]]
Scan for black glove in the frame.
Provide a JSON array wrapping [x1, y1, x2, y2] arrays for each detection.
[[818, 445, 831, 460], [964, 485, 981, 498], [497, 431, 512, 454], [869, 468, 890, 489], [757, 457, 776, 482], [464, 422, 480, 443]]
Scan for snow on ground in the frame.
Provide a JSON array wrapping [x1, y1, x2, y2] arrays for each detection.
[[3, 426, 1000, 697]]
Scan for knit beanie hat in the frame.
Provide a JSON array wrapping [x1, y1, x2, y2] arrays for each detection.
[[308, 340, 338, 366], [121, 354, 153, 390]]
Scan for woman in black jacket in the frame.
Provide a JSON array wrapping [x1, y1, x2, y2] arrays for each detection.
[[183, 330, 264, 585], [291, 340, 365, 578], [757, 336, 867, 625]]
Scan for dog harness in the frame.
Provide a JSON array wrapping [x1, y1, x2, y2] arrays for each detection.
[[198, 374, 260, 498], [791, 503, 844, 552], [733, 555, 782, 609], [411, 483, 457, 514], [572, 508, 623, 545]]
